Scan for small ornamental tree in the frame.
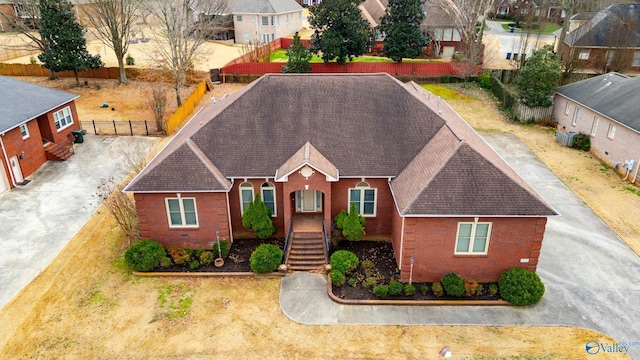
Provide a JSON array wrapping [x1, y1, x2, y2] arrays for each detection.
[[241, 193, 276, 239], [335, 203, 366, 241], [379, 0, 428, 63], [515, 45, 561, 107], [283, 32, 312, 73]]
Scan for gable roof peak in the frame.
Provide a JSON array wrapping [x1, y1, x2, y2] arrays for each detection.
[[274, 141, 339, 182]]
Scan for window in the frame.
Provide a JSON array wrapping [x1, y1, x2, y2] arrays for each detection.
[[455, 222, 491, 254], [262, 33, 269, 43], [590, 117, 599, 136], [606, 50, 615, 66], [571, 108, 579, 126], [240, 182, 254, 214], [236, 15, 242, 22], [271, 34, 275, 41], [633, 51, 640, 66], [53, 106, 73, 130], [348, 182, 377, 216], [165, 198, 198, 227], [271, 16, 274, 26], [286, 14, 289, 24], [19, 124, 29, 139], [564, 102, 571, 115], [607, 124, 616, 139], [578, 50, 590, 60], [262, 16, 268, 26], [243, 33, 249, 43], [261, 182, 276, 217]]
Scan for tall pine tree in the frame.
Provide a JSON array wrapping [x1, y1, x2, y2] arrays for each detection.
[[379, 0, 428, 63], [283, 32, 312, 73], [38, 0, 103, 86], [309, 0, 372, 65]]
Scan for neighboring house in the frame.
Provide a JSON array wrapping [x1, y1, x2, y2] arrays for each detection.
[[125, 73, 557, 283], [0, 76, 80, 194], [553, 72, 640, 185], [554, 4, 640, 74], [0, 0, 93, 31], [229, 0, 304, 44], [493, 0, 563, 21]]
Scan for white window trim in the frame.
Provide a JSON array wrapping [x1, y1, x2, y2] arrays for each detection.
[[571, 108, 579, 126], [633, 51, 640, 66], [239, 182, 254, 215], [348, 182, 377, 217], [19, 124, 30, 139], [53, 106, 74, 131], [564, 102, 570, 115], [165, 197, 199, 228], [607, 124, 616, 139], [454, 222, 492, 255], [236, 15, 242, 22], [578, 50, 589, 60], [260, 182, 276, 217], [590, 117, 599, 136]]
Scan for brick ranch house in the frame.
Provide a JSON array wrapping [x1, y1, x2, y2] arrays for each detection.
[[0, 76, 80, 194], [125, 73, 557, 282]]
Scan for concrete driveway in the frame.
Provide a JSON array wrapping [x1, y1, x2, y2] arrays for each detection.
[[280, 134, 640, 358], [483, 20, 555, 68], [0, 134, 158, 310]]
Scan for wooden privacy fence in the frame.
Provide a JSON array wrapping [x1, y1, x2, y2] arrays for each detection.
[[81, 120, 163, 136], [515, 102, 553, 123], [165, 81, 207, 135]]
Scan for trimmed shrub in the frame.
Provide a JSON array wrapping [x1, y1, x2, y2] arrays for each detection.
[[348, 277, 357, 287], [330, 270, 346, 287], [124, 240, 166, 272], [336, 203, 366, 241], [499, 268, 545, 306], [335, 210, 348, 230], [431, 282, 444, 297], [249, 244, 283, 273], [420, 284, 430, 295], [464, 278, 479, 297], [168, 247, 190, 265], [363, 277, 378, 288], [478, 70, 491, 89], [388, 280, 403, 296], [404, 283, 416, 296], [489, 283, 498, 296], [194, 247, 206, 259], [476, 283, 484, 296], [189, 260, 200, 270], [361, 259, 375, 276], [241, 194, 276, 239], [212, 240, 230, 258], [199, 251, 214, 266], [373, 284, 389, 297], [159, 256, 172, 268], [330, 250, 359, 275], [572, 132, 591, 151], [442, 273, 465, 297]]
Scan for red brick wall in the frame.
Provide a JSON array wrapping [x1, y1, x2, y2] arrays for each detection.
[[399, 217, 547, 282], [330, 178, 393, 239], [134, 192, 231, 249], [228, 179, 286, 239], [0, 120, 46, 185], [282, 170, 333, 235], [37, 101, 81, 146]]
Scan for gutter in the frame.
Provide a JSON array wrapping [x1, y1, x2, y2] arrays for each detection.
[[0, 134, 18, 188]]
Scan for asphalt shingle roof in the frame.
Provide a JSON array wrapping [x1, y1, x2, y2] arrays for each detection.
[[555, 72, 640, 133], [126, 74, 555, 216], [0, 76, 78, 134], [565, 4, 640, 48], [229, 0, 303, 14]]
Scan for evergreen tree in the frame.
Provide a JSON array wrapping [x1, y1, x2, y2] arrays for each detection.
[[241, 194, 276, 239], [38, 0, 103, 86], [515, 45, 561, 107], [283, 32, 312, 73], [309, 0, 372, 65], [379, 0, 428, 63]]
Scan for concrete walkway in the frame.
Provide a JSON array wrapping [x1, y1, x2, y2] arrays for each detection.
[[280, 134, 640, 358], [0, 134, 158, 309]]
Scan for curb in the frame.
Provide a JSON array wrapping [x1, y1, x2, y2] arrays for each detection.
[[132, 271, 285, 278], [326, 276, 512, 306]]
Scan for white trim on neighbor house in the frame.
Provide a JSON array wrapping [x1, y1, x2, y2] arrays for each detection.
[[165, 197, 199, 228], [53, 106, 74, 131], [578, 50, 590, 60], [348, 181, 377, 217], [454, 221, 492, 255]]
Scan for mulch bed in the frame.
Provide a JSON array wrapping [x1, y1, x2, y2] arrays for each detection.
[[151, 238, 285, 273], [330, 240, 501, 301]]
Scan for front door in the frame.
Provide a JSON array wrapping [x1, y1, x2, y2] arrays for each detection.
[[9, 156, 23, 184], [296, 190, 322, 213], [0, 161, 8, 193]]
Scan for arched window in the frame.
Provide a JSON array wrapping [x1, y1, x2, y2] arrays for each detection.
[[261, 182, 276, 217], [239, 182, 253, 214], [348, 182, 377, 216]]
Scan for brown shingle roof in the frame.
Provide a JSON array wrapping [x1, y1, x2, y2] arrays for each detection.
[[275, 142, 338, 181]]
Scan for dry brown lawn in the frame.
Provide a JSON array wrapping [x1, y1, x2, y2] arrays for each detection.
[[0, 81, 636, 359]]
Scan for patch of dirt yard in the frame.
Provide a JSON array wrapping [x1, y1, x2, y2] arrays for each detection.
[[0, 82, 634, 359]]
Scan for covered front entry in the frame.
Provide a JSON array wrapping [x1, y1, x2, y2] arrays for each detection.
[[295, 189, 322, 213]]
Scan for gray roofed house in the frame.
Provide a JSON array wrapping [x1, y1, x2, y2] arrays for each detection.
[[552, 72, 640, 184], [125, 73, 556, 282], [0, 76, 82, 194], [227, 0, 304, 44]]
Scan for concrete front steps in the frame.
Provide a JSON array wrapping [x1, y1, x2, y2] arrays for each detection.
[[44, 142, 73, 161], [286, 231, 327, 271]]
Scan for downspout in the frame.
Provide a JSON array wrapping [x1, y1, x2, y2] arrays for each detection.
[[0, 135, 18, 187], [399, 216, 405, 271], [226, 180, 235, 243], [633, 157, 640, 184]]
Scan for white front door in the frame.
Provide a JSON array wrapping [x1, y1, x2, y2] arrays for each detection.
[[9, 156, 23, 184], [0, 161, 8, 193]]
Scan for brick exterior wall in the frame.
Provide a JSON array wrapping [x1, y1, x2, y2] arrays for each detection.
[[561, 43, 640, 73], [37, 102, 80, 147], [232, 11, 303, 44], [553, 95, 640, 185], [397, 217, 547, 282], [281, 170, 332, 235], [228, 179, 286, 239], [134, 192, 232, 249]]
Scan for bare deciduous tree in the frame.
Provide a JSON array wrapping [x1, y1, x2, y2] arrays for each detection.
[[147, 87, 168, 133], [241, 40, 272, 62], [82, 0, 141, 85], [144, 0, 228, 106], [95, 177, 140, 244]]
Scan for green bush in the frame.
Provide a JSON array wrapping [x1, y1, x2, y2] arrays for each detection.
[[241, 194, 276, 239], [199, 251, 214, 266], [499, 268, 545, 306], [168, 247, 191, 265], [330, 270, 346, 286], [189, 260, 200, 270], [348, 278, 357, 287], [336, 203, 366, 241], [373, 284, 389, 297], [442, 273, 465, 297], [159, 256, 172, 268], [476, 283, 484, 296], [361, 259, 375, 276], [420, 284, 430, 295], [431, 282, 444, 297], [212, 240, 230, 258], [388, 280, 403, 296], [330, 250, 359, 275], [249, 244, 283, 273], [124, 240, 166, 272], [363, 277, 378, 288], [571, 132, 591, 151], [478, 70, 491, 89], [335, 210, 348, 230], [404, 283, 416, 296], [489, 283, 498, 295], [194, 247, 205, 259]]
